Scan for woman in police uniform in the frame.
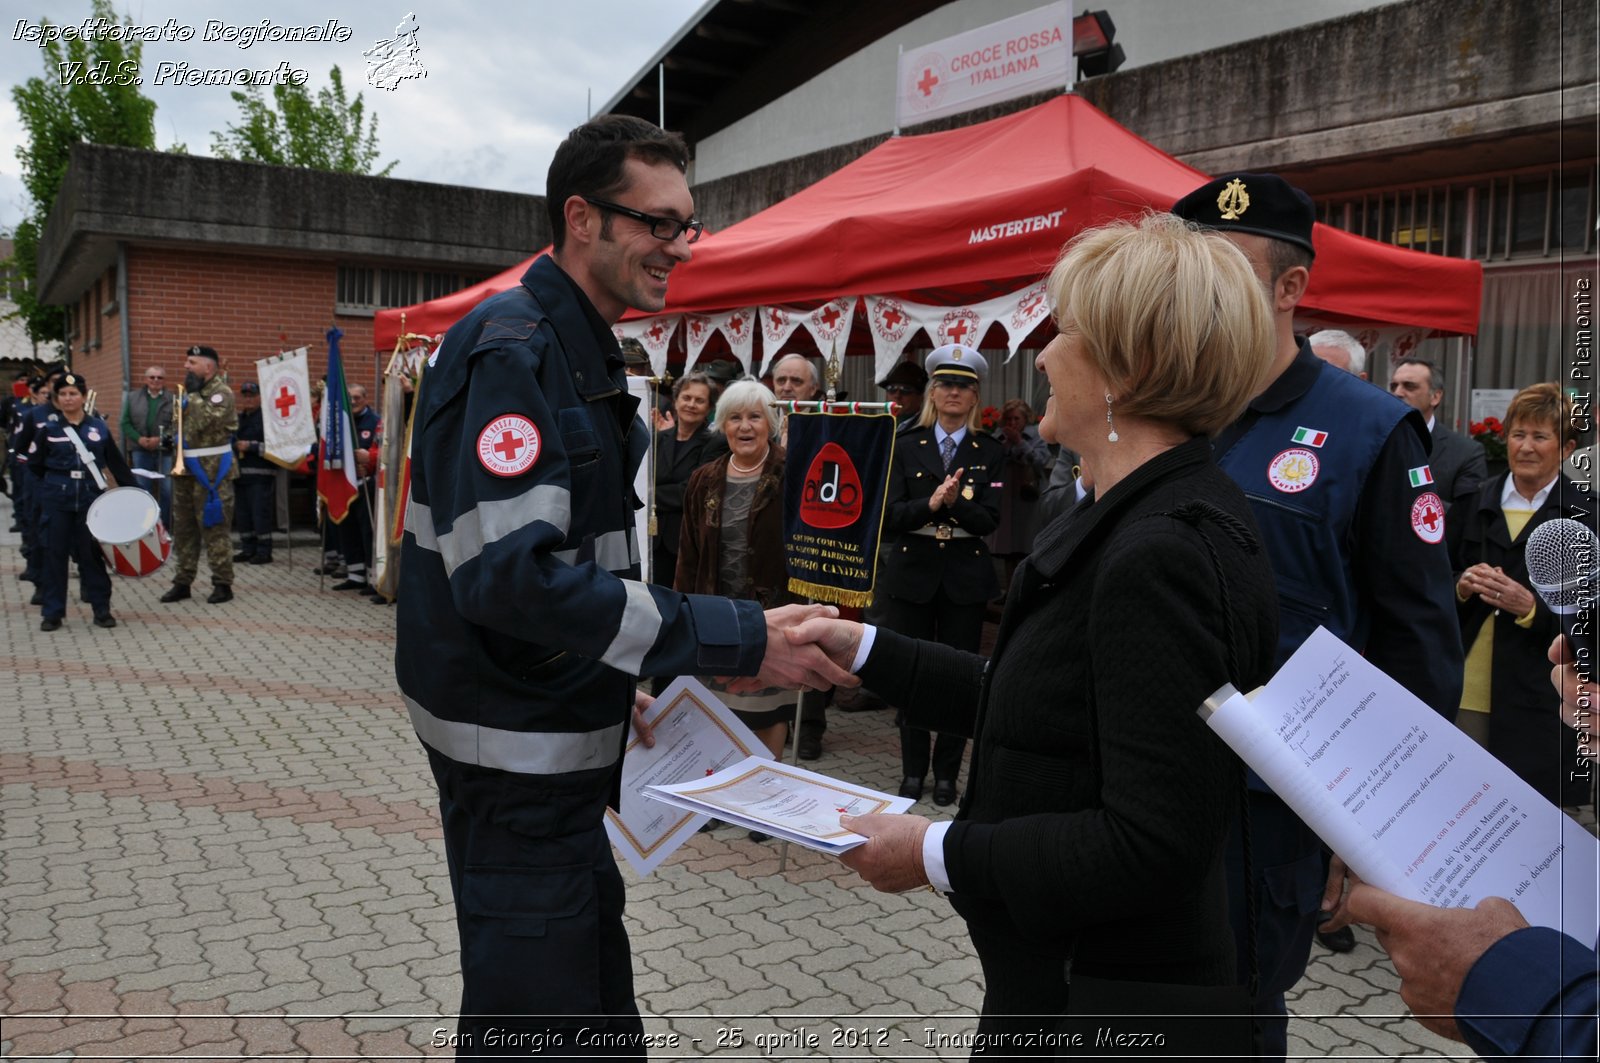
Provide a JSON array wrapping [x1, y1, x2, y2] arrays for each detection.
[[27, 372, 118, 631], [877, 345, 1003, 805]]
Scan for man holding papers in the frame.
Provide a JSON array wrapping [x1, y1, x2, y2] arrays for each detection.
[[396, 115, 851, 1058]]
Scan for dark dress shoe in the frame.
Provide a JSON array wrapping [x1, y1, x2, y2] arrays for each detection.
[[206, 584, 233, 604], [796, 729, 823, 761], [249, 555, 273, 565], [932, 779, 957, 806], [898, 776, 924, 800], [40, 617, 62, 632], [331, 579, 367, 591], [1317, 925, 1357, 953], [233, 549, 253, 562], [370, 594, 392, 605], [29, 589, 43, 605], [159, 584, 191, 603], [93, 611, 117, 629], [747, 830, 771, 843]]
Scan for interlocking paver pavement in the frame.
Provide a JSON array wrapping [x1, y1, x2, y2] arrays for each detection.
[[0, 494, 1486, 1059]]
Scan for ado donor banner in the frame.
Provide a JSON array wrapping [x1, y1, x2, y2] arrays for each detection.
[[782, 411, 897, 608]]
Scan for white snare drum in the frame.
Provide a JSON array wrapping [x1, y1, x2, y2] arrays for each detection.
[[86, 486, 171, 578]]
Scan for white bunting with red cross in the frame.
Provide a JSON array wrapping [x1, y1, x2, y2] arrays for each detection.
[[255, 347, 316, 466], [477, 414, 541, 477], [613, 315, 681, 378]]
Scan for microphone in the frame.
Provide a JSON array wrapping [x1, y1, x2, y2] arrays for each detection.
[[1526, 517, 1598, 664]]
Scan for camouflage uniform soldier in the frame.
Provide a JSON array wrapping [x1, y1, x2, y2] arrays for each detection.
[[161, 346, 239, 604]]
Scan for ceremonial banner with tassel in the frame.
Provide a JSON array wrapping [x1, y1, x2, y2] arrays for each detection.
[[255, 347, 316, 468], [372, 344, 429, 598], [781, 409, 896, 607]]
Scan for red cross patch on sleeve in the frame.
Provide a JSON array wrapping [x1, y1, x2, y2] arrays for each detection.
[[477, 414, 541, 477]]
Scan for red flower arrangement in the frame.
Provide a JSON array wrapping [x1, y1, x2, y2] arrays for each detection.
[[980, 405, 1000, 431], [1469, 416, 1507, 462]]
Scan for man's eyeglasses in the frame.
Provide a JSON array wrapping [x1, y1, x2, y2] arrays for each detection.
[[583, 197, 703, 244], [882, 385, 921, 396]]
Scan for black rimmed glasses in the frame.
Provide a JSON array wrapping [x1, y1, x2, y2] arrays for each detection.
[[582, 196, 703, 244]]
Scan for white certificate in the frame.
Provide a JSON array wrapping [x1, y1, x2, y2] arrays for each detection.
[[642, 757, 914, 855], [603, 677, 770, 875]]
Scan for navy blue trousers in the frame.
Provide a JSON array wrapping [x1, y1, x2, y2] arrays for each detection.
[[427, 748, 644, 1060], [38, 501, 110, 619], [235, 473, 274, 557]]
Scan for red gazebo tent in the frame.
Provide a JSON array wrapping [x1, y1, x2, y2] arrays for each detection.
[[376, 95, 1481, 356]]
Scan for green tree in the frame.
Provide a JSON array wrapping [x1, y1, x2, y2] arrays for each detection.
[[6, 0, 158, 345], [212, 66, 396, 176]]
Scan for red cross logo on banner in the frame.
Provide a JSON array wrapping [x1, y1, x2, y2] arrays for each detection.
[[873, 298, 909, 342], [727, 313, 745, 336], [917, 68, 939, 96], [273, 382, 299, 420], [819, 304, 841, 329], [940, 308, 980, 347], [647, 322, 666, 343], [476, 414, 541, 478]]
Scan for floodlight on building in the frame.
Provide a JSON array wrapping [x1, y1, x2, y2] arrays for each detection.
[[1073, 10, 1125, 79]]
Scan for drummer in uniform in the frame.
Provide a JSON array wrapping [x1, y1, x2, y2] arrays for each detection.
[[160, 345, 239, 605], [26, 372, 118, 631]]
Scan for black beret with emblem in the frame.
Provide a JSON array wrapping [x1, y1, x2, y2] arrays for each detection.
[[876, 360, 928, 391], [240, 381, 260, 394], [186, 345, 220, 362], [1171, 172, 1317, 257], [56, 372, 86, 392]]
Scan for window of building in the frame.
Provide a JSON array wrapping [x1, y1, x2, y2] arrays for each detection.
[[1322, 163, 1596, 262], [336, 265, 485, 315]]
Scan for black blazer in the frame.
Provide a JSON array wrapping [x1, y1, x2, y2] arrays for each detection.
[[1448, 472, 1591, 805], [861, 438, 1279, 1005], [653, 424, 712, 556], [1430, 423, 1489, 515], [878, 425, 1003, 605]]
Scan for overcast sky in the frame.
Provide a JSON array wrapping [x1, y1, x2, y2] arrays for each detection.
[[0, 0, 706, 230]]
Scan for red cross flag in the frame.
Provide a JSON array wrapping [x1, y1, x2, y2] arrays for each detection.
[[255, 347, 316, 466]]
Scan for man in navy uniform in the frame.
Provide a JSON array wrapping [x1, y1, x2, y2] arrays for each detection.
[[232, 381, 275, 565], [331, 383, 381, 593], [396, 114, 850, 1058], [1173, 173, 1463, 1059]]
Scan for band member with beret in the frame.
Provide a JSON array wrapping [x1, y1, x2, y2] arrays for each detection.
[[27, 372, 118, 630]]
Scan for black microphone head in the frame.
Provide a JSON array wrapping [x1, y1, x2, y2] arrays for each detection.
[[1526, 517, 1598, 608]]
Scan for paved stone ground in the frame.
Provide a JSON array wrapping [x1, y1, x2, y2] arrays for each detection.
[[0, 493, 1489, 1060]]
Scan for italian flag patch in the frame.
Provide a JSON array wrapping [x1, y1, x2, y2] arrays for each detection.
[[1291, 426, 1327, 447], [1409, 465, 1434, 487]]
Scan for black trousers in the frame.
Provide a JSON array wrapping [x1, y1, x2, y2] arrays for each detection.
[[878, 587, 982, 782], [338, 486, 373, 578], [235, 472, 274, 557], [428, 749, 644, 1060]]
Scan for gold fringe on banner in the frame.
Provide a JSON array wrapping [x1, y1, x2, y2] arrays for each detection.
[[787, 578, 875, 609]]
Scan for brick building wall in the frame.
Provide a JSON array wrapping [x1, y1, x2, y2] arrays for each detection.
[[67, 248, 383, 414]]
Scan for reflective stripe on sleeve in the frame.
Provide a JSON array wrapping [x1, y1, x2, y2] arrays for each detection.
[[429, 483, 573, 574], [553, 528, 637, 573], [601, 580, 664, 675], [407, 496, 437, 550], [403, 695, 623, 775]]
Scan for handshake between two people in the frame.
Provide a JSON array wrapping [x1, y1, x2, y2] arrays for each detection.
[[731, 605, 868, 694]]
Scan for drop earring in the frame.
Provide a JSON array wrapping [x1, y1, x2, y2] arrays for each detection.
[[1105, 392, 1119, 443]]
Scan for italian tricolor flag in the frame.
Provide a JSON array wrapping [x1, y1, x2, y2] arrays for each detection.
[[1409, 466, 1434, 487], [1292, 426, 1327, 447]]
